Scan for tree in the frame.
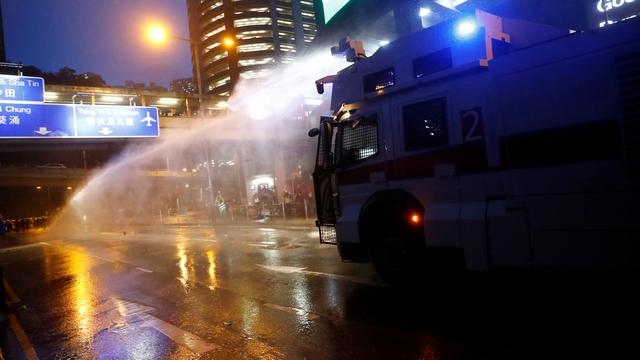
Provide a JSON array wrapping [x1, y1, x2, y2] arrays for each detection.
[[78, 72, 107, 87], [55, 66, 78, 85], [19, 65, 109, 87], [20, 65, 45, 78]]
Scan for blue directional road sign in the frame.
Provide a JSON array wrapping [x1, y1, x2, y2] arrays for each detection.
[[0, 103, 73, 137], [0, 103, 160, 138], [74, 104, 160, 138], [0, 75, 45, 103]]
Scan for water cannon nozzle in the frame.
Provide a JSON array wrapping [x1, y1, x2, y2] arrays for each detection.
[[314, 75, 337, 95], [331, 37, 366, 62]]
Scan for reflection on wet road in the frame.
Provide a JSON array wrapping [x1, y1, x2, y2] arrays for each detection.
[[0, 224, 639, 359]]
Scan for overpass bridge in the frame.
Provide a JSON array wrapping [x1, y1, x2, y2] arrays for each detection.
[[0, 84, 227, 165], [0, 167, 198, 187]]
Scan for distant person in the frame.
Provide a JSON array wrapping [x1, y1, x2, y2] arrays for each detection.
[[215, 191, 226, 218], [0, 214, 7, 236], [283, 191, 292, 216]]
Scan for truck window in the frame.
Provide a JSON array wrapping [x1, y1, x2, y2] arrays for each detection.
[[413, 48, 453, 79], [403, 98, 448, 151], [339, 115, 379, 166], [363, 68, 395, 93]]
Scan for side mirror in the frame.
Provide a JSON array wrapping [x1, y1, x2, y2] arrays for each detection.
[[308, 128, 320, 137]]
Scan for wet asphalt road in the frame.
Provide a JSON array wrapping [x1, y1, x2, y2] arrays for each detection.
[[1, 223, 639, 359]]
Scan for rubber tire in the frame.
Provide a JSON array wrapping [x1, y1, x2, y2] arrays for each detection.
[[370, 230, 423, 283]]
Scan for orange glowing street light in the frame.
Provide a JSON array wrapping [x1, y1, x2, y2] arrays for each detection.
[[222, 36, 236, 48], [146, 24, 168, 44]]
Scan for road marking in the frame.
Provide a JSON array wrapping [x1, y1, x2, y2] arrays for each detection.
[[8, 313, 40, 360], [3, 281, 40, 360], [143, 315, 218, 354], [256, 264, 306, 274], [112, 299, 218, 354], [0, 242, 49, 253], [263, 303, 320, 320], [87, 254, 155, 275], [3, 279, 20, 305], [256, 264, 386, 287], [90, 255, 114, 263], [303, 270, 387, 287]]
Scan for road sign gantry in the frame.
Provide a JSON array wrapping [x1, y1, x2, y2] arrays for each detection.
[[0, 74, 160, 138]]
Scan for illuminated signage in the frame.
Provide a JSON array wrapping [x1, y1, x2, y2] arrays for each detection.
[[597, 0, 636, 13], [322, 0, 351, 24], [595, 0, 640, 27]]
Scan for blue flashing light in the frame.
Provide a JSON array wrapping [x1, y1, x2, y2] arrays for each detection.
[[455, 19, 478, 38]]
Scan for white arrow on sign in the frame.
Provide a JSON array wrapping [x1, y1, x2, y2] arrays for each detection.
[[34, 127, 52, 135], [98, 127, 114, 135]]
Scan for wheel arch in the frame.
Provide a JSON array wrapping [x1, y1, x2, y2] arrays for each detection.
[[358, 189, 425, 253]]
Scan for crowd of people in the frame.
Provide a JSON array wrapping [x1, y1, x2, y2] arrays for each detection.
[[0, 214, 49, 235]]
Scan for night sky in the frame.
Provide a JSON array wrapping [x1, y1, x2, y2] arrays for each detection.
[[1, 0, 193, 88]]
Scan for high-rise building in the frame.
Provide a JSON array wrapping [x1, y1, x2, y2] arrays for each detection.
[[186, 0, 320, 97], [170, 77, 197, 95], [0, 0, 6, 62], [313, 1, 621, 55]]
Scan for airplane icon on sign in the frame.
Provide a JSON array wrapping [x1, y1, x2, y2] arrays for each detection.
[[141, 112, 157, 127]]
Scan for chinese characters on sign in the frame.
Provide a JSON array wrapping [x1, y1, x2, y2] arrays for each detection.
[[0, 75, 45, 103]]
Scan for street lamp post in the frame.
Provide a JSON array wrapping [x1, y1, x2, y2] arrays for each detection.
[[146, 25, 231, 225]]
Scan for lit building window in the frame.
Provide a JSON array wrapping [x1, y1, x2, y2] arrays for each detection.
[[280, 44, 297, 53], [209, 51, 228, 64], [203, 25, 226, 41], [277, 19, 294, 27], [204, 42, 221, 51], [237, 30, 272, 40], [240, 69, 272, 80], [244, 7, 269, 13], [238, 43, 274, 53], [234, 17, 271, 27], [207, 13, 225, 25], [239, 58, 275, 66], [211, 76, 231, 89]]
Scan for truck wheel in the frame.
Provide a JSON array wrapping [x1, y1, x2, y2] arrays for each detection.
[[371, 231, 423, 282]]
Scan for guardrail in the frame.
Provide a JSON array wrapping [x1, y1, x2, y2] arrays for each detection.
[[149, 201, 316, 225], [228, 201, 313, 221]]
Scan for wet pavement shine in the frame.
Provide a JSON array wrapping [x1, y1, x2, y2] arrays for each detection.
[[0, 224, 639, 359]]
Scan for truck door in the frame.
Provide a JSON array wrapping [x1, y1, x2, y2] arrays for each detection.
[[313, 119, 338, 243]]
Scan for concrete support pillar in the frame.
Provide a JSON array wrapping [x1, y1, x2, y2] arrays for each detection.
[[273, 145, 289, 202]]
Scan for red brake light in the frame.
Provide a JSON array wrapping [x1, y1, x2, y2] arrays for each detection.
[[409, 212, 421, 225]]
